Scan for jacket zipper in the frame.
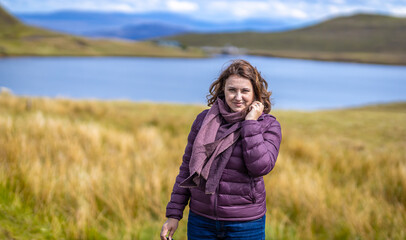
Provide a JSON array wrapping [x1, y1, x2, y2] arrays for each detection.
[[214, 186, 219, 220], [250, 177, 256, 203]]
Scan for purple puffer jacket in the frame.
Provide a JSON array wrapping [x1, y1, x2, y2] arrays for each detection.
[[166, 109, 282, 221]]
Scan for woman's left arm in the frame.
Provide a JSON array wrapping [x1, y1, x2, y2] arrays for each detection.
[[240, 117, 282, 177]]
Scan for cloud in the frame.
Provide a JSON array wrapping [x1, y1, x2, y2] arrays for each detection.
[[270, 1, 308, 19], [231, 1, 270, 18], [388, 7, 406, 17], [330, 0, 346, 4], [0, 0, 135, 12], [0, 0, 169, 13], [167, 0, 199, 12], [67, 2, 135, 12], [206, 0, 308, 20], [0, 0, 405, 21]]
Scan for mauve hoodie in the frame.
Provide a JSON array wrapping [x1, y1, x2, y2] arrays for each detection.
[[166, 109, 282, 221]]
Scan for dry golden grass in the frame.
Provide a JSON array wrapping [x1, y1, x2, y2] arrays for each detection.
[[0, 92, 405, 239]]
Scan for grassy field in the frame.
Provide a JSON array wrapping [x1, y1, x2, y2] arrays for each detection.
[[0, 91, 405, 239]]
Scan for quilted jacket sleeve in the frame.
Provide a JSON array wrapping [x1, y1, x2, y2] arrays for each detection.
[[165, 110, 208, 220], [240, 115, 282, 178]]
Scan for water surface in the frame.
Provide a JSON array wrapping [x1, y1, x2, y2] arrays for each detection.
[[1, 55, 405, 110]]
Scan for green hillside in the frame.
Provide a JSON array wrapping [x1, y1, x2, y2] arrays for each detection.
[[166, 14, 406, 65], [0, 4, 19, 25], [0, 5, 204, 58]]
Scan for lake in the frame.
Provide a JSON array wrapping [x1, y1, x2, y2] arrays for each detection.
[[0, 55, 405, 110]]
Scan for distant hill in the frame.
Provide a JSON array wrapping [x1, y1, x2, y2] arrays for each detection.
[[15, 10, 306, 40], [85, 22, 191, 40], [0, 5, 204, 57], [166, 13, 406, 65], [0, 4, 19, 25]]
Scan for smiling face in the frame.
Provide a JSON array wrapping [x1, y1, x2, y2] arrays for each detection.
[[224, 75, 255, 112]]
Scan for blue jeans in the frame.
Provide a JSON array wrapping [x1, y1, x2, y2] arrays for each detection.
[[187, 211, 266, 240]]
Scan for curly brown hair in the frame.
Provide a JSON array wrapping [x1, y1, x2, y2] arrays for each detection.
[[206, 59, 272, 113]]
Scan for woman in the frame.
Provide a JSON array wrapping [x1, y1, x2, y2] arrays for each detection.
[[160, 59, 282, 240]]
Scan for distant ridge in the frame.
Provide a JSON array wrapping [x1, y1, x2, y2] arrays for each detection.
[[166, 13, 406, 65], [0, 5, 203, 57], [15, 10, 304, 40], [85, 22, 191, 40]]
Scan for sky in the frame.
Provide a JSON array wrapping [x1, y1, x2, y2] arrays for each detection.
[[1, 0, 405, 22]]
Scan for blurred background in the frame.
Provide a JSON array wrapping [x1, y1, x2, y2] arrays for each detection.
[[1, 0, 405, 109], [0, 0, 405, 239]]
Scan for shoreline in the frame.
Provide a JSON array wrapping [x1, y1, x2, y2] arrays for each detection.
[[247, 51, 406, 66], [1, 51, 405, 66], [1, 91, 405, 112]]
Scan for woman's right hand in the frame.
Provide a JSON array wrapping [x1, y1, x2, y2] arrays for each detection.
[[160, 218, 179, 240]]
